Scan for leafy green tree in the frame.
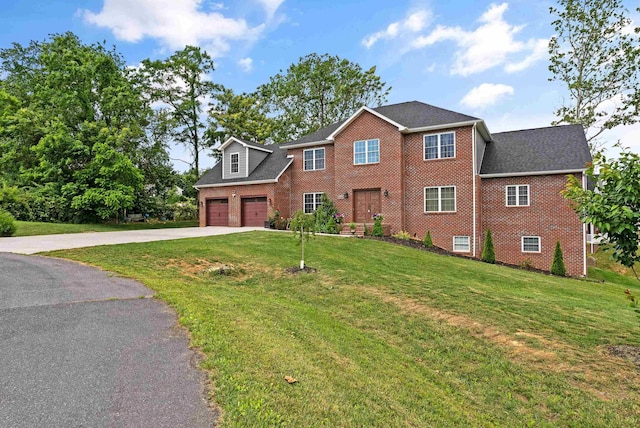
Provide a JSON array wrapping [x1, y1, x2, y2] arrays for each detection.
[[141, 46, 221, 174], [209, 88, 275, 146], [314, 193, 338, 233], [564, 149, 640, 280], [481, 229, 496, 264], [551, 241, 567, 276], [290, 209, 316, 269], [548, 0, 640, 152], [0, 209, 16, 236], [257, 53, 391, 142]]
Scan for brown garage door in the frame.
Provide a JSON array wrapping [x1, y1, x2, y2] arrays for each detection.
[[206, 198, 229, 226], [242, 196, 268, 226]]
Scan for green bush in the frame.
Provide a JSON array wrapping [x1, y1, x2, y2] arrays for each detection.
[[372, 214, 384, 237], [392, 230, 410, 240], [0, 209, 17, 237], [423, 231, 433, 248], [314, 193, 338, 233], [326, 216, 338, 234], [551, 241, 567, 276], [481, 229, 496, 264]]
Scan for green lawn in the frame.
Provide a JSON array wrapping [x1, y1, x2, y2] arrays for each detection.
[[12, 220, 198, 237], [50, 232, 640, 427]]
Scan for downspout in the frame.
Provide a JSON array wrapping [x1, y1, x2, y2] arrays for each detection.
[[472, 123, 477, 258], [582, 172, 587, 276]]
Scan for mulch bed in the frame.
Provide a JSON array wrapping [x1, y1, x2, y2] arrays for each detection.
[[607, 345, 640, 368], [362, 236, 558, 276], [285, 266, 317, 274]]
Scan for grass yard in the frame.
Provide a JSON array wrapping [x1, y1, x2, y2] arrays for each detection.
[[50, 232, 640, 427], [12, 219, 198, 237]]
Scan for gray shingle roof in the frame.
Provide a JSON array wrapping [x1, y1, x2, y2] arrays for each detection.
[[280, 101, 479, 146], [194, 148, 291, 187], [480, 124, 592, 175], [234, 138, 274, 151]]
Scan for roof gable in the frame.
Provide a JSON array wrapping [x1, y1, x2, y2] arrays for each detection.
[[219, 137, 273, 153]]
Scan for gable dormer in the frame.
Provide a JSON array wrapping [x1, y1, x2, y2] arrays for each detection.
[[219, 137, 273, 179]]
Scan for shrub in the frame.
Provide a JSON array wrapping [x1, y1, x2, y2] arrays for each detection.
[[314, 193, 337, 233], [392, 230, 411, 240], [423, 231, 433, 248], [481, 229, 496, 264], [372, 214, 384, 237], [326, 216, 338, 234], [519, 258, 535, 270], [551, 241, 567, 276], [363, 224, 369, 236], [0, 209, 17, 237]]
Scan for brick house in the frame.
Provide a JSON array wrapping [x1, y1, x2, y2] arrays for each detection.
[[194, 101, 592, 276]]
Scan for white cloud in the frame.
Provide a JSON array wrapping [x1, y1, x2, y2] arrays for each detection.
[[460, 83, 514, 109], [256, 0, 285, 19], [81, 0, 271, 57], [362, 10, 431, 48], [238, 57, 253, 72], [411, 2, 547, 76]]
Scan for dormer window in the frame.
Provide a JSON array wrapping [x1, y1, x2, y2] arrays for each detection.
[[304, 148, 325, 171], [424, 132, 455, 160], [230, 153, 239, 174]]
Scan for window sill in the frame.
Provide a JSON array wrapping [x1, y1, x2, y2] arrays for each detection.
[[353, 162, 381, 166], [423, 157, 457, 162], [423, 211, 457, 215]]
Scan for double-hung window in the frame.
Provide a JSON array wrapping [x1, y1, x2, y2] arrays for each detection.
[[424, 186, 456, 212], [303, 193, 323, 214], [230, 153, 239, 174], [424, 132, 455, 160], [354, 139, 380, 164], [522, 236, 541, 253], [303, 148, 325, 171], [506, 185, 529, 206]]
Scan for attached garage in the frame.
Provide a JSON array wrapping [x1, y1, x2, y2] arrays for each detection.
[[242, 196, 268, 226], [206, 198, 229, 226]]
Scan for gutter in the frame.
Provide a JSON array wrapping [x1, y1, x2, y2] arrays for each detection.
[[279, 140, 333, 149], [479, 168, 586, 178]]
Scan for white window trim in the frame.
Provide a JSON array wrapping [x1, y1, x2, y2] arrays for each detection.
[[353, 138, 380, 165], [424, 186, 457, 213], [521, 236, 541, 253], [505, 184, 530, 207], [423, 131, 456, 161], [303, 192, 324, 214], [230, 152, 240, 174], [303, 147, 326, 171], [453, 236, 470, 252]]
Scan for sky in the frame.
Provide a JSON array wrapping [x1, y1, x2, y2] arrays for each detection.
[[1, 0, 639, 172]]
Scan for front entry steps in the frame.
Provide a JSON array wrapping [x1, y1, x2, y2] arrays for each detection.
[[339, 223, 391, 237]]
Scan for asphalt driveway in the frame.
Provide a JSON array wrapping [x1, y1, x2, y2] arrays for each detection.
[[0, 226, 261, 254], [0, 253, 217, 427]]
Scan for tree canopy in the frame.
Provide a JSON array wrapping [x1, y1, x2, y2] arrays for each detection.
[[564, 149, 640, 280], [548, 0, 640, 152], [256, 53, 391, 143]]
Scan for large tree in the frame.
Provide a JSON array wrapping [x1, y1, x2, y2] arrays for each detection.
[[564, 149, 640, 280], [140, 46, 221, 174], [0, 33, 151, 221], [257, 53, 391, 143], [548, 0, 640, 152], [209, 88, 275, 145]]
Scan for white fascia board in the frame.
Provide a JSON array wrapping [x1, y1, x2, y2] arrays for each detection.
[[327, 106, 407, 140], [480, 168, 586, 178], [404, 120, 492, 141], [278, 140, 333, 149], [218, 136, 273, 153], [274, 158, 294, 181]]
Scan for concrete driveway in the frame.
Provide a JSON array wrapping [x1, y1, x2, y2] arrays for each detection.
[[0, 253, 217, 427], [0, 226, 262, 254]]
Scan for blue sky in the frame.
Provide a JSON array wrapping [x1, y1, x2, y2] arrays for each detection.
[[1, 0, 638, 171]]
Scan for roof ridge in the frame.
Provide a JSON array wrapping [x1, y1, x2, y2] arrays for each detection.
[[493, 123, 582, 135]]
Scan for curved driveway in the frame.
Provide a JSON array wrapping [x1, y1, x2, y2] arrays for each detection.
[[0, 226, 261, 254], [0, 253, 217, 427]]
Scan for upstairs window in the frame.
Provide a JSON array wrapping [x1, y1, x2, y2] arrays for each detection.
[[354, 139, 380, 165], [424, 132, 455, 160], [506, 185, 529, 206], [230, 153, 239, 174], [424, 186, 456, 212], [304, 192, 323, 214], [304, 148, 325, 171]]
